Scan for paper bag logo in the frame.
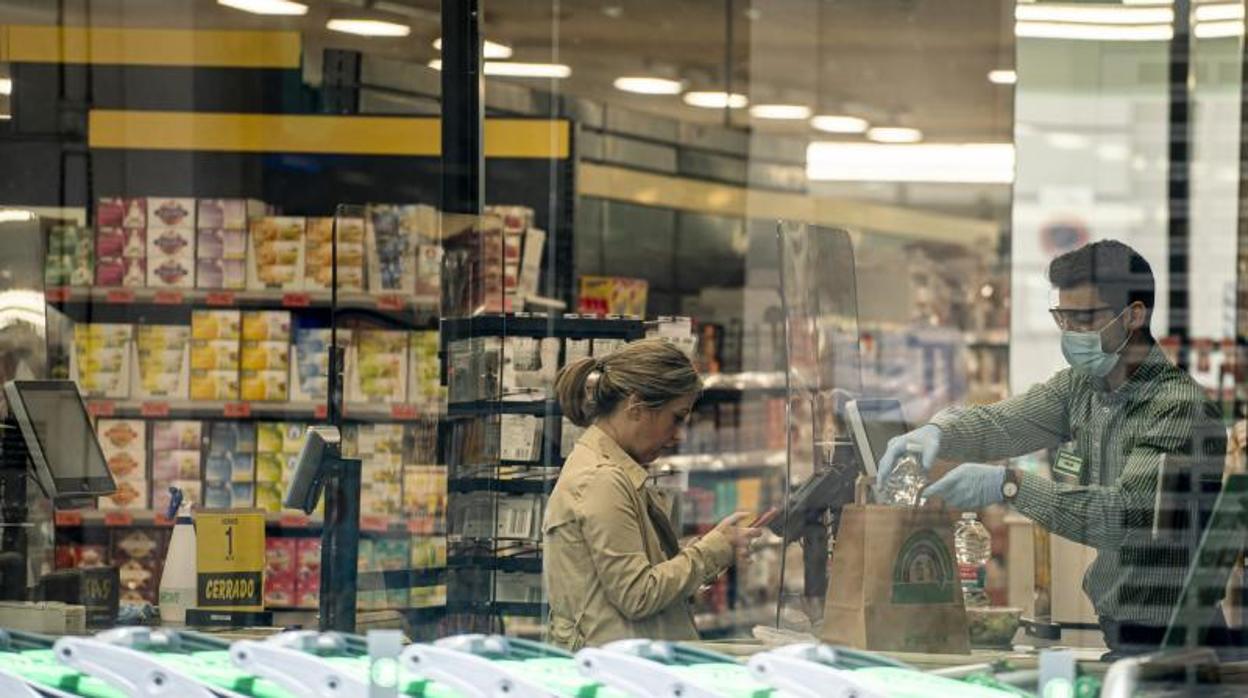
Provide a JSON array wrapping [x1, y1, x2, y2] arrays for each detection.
[[891, 529, 957, 604]]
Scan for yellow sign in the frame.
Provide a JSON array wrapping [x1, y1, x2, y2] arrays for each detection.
[[195, 509, 265, 611]]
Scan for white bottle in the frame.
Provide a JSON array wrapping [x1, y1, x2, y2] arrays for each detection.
[[954, 512, 992, 607], [159, 491, 197, 625]]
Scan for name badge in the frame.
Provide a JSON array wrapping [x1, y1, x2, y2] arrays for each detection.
[[1053, 450, 1084, 479]]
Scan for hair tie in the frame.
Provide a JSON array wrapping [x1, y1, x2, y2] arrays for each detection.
[[585, 367, 603, 405]]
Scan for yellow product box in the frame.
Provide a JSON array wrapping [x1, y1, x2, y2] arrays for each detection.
[[75, 323, 133, 346], [240, 370, 288, 402], [136, 325, 190, 351], [241, 311, 291, 342], [191, 310, 241, 341], [255, 482, 283, 513], [255, 452, 284, 482], [139, 348, 187, 374], [281, 423, 306, 454], [190, 341, 239, 371], [77, 347, 128, 374], [189, 370, 239, 401], [241, 341, 289, 372], [256, 423, 284, 453]]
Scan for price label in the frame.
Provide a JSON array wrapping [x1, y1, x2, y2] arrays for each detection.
[[376, 294, 405, 311], [154, 514, 174, 526], [281, 293, 311, 308], [140, 402, 171, 418], [360, 515, 390, 533], [223, 402, 251, 418], [87, 401, 115, 417], [45, 287, 70, 303], [196, 510, 265, 611], [205, 292, 235, 306], [313, 404, 328, 420], [154, 291, 183, 305], [279, 513, 310, 528], [103, 512, 134, 527], [105, 289, 136, 304], [54, 510, 84, 527], [390, 404, 418, 420]]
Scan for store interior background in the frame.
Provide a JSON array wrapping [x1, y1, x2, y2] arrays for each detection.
[[0, 0, 1244, 642]]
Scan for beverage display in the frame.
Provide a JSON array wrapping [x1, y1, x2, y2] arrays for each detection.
[[955, 511, 991, 607]]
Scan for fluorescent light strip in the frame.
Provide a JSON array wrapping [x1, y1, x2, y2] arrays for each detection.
[[1016, 21, 1174, 41], [807, 143, 1014, 183], [0, 114, 11, 121], [1194, 3, 1244, 22], [988, 69, 1017, 85], [327, 19, 411, 37], [1015, 3, 1173, 24], [0, 78, 11, 96], [427, 60, 571, 78], [683, 91, 748, 109], [613, 76, 684, 95], [432, 37, 514, 59], [1194, 19, 1244, 38], [218, 0, 308, 15], [749, 104, 811, 120], [810, 115, 869, 134], [867, 127, 923, 143]]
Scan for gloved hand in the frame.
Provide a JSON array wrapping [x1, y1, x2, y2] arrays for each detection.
[[875, 424, 942, 489], [923, 463, 1005, 510]]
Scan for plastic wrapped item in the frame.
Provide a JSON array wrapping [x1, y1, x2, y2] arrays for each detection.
[[877, 444, 927, 506]]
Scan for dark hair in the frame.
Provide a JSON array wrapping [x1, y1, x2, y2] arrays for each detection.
[[1049, 239, 1155, 315], [554, 338, 702, 427]]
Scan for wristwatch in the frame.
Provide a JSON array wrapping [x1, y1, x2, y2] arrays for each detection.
[[1001, 467, 1021, 501]]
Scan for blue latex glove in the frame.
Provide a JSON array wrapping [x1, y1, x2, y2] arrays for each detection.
[[923, 463, 1005, 510], [875, 424, 942, 489]]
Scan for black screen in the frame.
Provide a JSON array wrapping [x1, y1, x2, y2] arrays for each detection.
[[16, 384, 112, 488], [856, 399, 909, 471]]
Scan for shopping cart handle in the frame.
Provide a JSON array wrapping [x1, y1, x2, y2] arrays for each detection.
[[746, 644, 887, 698], [0, 666, 48, 698], [231, 639, 368, 698], [52, 637, 224, 698], [400, 642, 561, 698], [574, 641, 725, 698]]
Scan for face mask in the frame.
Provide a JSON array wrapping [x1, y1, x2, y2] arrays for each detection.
[[1060, 306, 1132, 378]]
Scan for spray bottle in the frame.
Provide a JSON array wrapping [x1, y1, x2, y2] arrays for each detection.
[[158, 487, 197, 624]]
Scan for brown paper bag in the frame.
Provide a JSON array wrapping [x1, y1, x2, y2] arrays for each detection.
[[821, 504, 970, 654]]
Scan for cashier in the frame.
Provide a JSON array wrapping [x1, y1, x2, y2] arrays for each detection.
[[877, 239, 1227, 657], [543, 339, 762, 650]]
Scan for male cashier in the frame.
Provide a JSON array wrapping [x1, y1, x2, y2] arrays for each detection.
[[876, 240, 1227, 658]]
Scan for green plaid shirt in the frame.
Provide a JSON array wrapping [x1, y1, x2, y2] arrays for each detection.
[[931, 343, 1226, 626]]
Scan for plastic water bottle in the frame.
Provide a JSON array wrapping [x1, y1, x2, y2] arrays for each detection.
[[955, 512, 991, 607], [159, 488, 197, 624], [878, 443, 927, 506]]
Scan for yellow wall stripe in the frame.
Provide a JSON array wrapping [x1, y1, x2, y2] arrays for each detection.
[[88, 111, 570, 159], [0, 25, 301, 69], [577, 162, 999, 245]]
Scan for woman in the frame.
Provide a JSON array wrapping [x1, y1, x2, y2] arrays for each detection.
[[543, 339, 761, 650]]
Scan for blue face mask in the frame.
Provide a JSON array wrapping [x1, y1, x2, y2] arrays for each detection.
[[1060, 307, 1132, 378]]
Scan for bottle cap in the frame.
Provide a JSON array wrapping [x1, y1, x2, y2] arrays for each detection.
[[961, 512, 977, 520]]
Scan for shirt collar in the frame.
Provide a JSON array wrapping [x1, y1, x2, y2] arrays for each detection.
[[581, 424, 649, 491], [1097, 341, 1169, 400]]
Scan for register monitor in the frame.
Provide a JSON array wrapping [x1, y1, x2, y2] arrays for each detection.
[[844, 398, 909, 478], [3, 380, 115, 500]]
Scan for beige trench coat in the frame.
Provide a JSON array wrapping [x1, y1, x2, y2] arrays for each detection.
[[542, 425, 734, 650]]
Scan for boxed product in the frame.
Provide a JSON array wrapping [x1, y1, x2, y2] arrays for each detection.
[[195, 257, 246, 290], [240, 370, 288, 402], [413, 243, 443, 302], [502, 336, 560, 396], [241, 341, 289, 372], [152, 420, 201, 451], [295, 538, 321, 609], [304, 216, 366, 291], [365, 205, 418, 293], [347, 330, 408, 404], [203, 482, 230, 509], [192, 310, 242, 341], [152, 480, 200, 514], [146, 198, 195, 229], [578, 276, 649, 318], [96, 419, 146, 482], [265, 538, 298, 607], [407, 331, 442, 409], [94, 255, 145, 288], [190, 310, 241, 400], [44, 224, 94, 287], [113, 528, 164, 605], [255, 481, 283, 513], [95, 197, 146, 229], [72, 323, 133, 399], [146, 226, 195, 288], [196, 198, 264, 231], [410, 536, 447, 569], [242, 311, 291, 342], [247, 217, 305, 290], [499, 414, 542, 462], [190, 371, 239, 401], [134, 325, 190, 399], [191, 340, 240, 371], [98, 479, 148, 510]]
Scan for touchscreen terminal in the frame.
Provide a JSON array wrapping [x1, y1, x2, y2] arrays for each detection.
[[4, 380, 116, 499], [845, 398, 909, 477]]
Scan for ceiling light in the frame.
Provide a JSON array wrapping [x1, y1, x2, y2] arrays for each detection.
[[683, 91, 748, 109], [1194, 19, 1244, 38], [218, 0, 307, 15], [1195, 3, 1244, 22], [866, 127, 922, 143], [428, 60, 571, 78], [1016, 21, 1173, 40], [810, 115, 869, 134], [1015, 3, 1173, 24], [613, 76, 684, 95], [807, 143, 1014, 183], [1046, 132, 1091, 149], [988, 69, 1017, 85], [326, 19, 411, 37], [1096, 143, 1129, 161], [749, 104, 812, 120], [0, 114, 11, 121], [432, 38, 514, 59], [0, 78, 10, 96]]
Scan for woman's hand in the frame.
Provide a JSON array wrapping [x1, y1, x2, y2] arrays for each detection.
[[712, 511, 763, 555]]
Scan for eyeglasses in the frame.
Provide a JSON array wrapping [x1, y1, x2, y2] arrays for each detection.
[[1049, 306, 1117, 331]]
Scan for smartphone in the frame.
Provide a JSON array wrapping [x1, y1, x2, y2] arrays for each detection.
[[749, 507, 779, 529]]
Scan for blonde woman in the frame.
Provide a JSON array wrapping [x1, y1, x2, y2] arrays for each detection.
[[542, 339, 761, 650]]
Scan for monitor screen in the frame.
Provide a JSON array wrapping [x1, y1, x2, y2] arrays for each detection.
[[846, 398, 909, 476], [5, 380, 115, 498]]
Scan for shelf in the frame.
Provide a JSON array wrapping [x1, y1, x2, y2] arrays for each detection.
[[439, 315, 645, 342], [54, 509, 445, 537], [47, 286, 439, 328], [448, 555, 542, 574], [652, 449, 786, 474], [83, 398, 441, 423], [699, 372, 788, 401], [358, 567, 447, 589], [447, 400, 560, 417], [448, 478, 556, 495]]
